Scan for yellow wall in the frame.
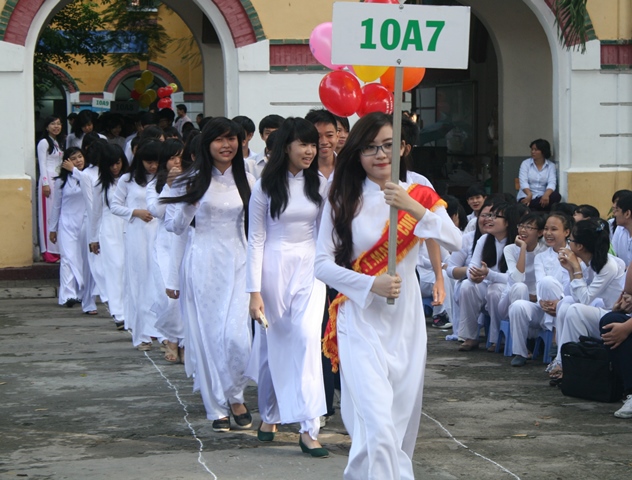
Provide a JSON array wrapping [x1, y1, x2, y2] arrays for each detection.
[[567, 171, 632, 218], [53, 5, 203, 94], [587, 0, 632, 40], [252, 0, 358, 39], [0, 178, 33, 268]]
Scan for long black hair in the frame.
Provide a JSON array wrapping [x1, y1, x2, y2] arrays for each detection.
[[155, 138, 184, 194], [329, 112, 406, 268], [39, 116, 64, 154], [57, 147, 83, 189], [162, 117, 251, 235], [480, 202, 520, 273], [71, 110, 94, 139], [127, 138, 162, 186], [83, 135, 108, 167], [97, 143, 128, 207], [572, 218, 610, 274], [261, 117, 322, 219]]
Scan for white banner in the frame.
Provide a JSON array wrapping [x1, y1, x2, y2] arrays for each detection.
[[332, 3, 470, 69]]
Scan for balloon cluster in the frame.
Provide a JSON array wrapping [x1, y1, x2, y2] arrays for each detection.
[[130, 70, 179, 110], [309, 0, 426, 118]]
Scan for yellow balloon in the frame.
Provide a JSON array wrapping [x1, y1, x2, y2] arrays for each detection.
[[146, 89, 157, 102], [139, 92, 151, 108], [134, 78, 146, 95], [141, 70, 154, 85], [169, 83, 178, 93], [352, 65, 389, 83]]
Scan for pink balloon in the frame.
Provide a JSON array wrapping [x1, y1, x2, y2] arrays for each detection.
[[356, 84, 394, 117], [309, 22, 345, 71]]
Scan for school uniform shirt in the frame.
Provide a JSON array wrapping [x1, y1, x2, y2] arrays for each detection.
[[66, 132, 107, 149], [503, 240, 547, 295], [516, 158, 557, 201], [612, 226, 632, 267], [245, 151, 267, 179], [570, 254, 626, 310]]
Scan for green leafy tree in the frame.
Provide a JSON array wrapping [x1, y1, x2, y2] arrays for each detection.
[[34, 0, 171, 104], [554, 0, 590, 53]]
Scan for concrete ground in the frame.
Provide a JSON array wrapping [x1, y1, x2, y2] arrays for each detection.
[[1, 282, 631, 480]]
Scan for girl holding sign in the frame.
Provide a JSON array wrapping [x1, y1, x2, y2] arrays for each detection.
[[315, 112, 461, 479]]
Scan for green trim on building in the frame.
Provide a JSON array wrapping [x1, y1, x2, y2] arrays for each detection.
[[240, 0, 266, 41], [0, 0, 19, 41], [601, 40, 632, 45], [269, 39, 309, 45]]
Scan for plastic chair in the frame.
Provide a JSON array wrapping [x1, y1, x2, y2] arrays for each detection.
[[495, 319, 513, 356], [532, 329, 554, 364]]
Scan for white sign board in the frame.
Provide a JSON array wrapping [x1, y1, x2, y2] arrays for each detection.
[[92, 98, 111, 110], [332, 3, 470, 69]]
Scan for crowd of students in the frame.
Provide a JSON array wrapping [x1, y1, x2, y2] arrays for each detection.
[[35, 106, 632, 479]]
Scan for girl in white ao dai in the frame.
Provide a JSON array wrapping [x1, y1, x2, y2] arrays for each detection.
[[163, 118, 253, 432], [246, 118, 328, 456], [315, 113, 461, 479]]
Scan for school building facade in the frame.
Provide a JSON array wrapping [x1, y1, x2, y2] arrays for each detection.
[[0, 0, 630, 268]]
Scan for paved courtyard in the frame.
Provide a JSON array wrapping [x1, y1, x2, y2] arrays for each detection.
[[1, 287, 631, 479]]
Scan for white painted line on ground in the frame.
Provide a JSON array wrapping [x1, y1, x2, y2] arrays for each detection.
[[143, 349, 218, 479], [422, 412, 521, 480]]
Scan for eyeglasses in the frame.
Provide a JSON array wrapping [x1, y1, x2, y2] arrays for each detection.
[[518, 224, 538, 231], [568, 238, 578, 243], [360, 142, 393, 156], [480, 213, 505, 219]]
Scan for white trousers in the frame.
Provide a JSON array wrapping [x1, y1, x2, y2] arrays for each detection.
[[508, 276, 563, 358], [457, 279, 505, 342], [554, 303, 608, 364]]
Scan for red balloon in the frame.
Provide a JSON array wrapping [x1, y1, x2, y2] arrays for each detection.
[[157, 97, 173, 109], [163, 85, 173, 96], [356, 84, 394, 117], [318, 71, 362, 118], [380, 67, 426, 92], [157, 87, 168, 98], [130, 90, 141, 100]]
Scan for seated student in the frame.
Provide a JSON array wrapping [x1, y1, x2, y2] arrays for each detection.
[[516, 138, 561, 211], [548, 218, 626, 383], [333, 115, 349, 155], [573, 204, 600, 223], [246, 114, 285, 179], [463, 184, 487, 233], [510, 212, 574, 367], [232, 115, 258, 161], [445, 195, 505, 341], [458, 202, 520, 352], [550, 202, 578, 218], [609, 190, 632, 238], [600, 264, 632, 418], [611, 191, 632, 266]]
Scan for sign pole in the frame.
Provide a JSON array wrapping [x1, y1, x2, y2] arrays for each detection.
[[386, 65, 404, 305]]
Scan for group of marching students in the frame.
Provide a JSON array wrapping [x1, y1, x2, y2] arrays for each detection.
[[35, 106, 632, 479]]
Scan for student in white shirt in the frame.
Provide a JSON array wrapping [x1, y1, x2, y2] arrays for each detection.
[[516, 139, 560, 211]]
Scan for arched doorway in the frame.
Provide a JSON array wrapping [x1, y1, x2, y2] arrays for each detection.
[[409, 0, 559, 201]]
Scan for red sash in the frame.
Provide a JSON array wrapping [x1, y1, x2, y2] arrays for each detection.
[[322, 184, 446, 373]]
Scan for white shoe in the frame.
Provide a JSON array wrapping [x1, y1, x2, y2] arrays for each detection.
[[614, 395, 632, 419]]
